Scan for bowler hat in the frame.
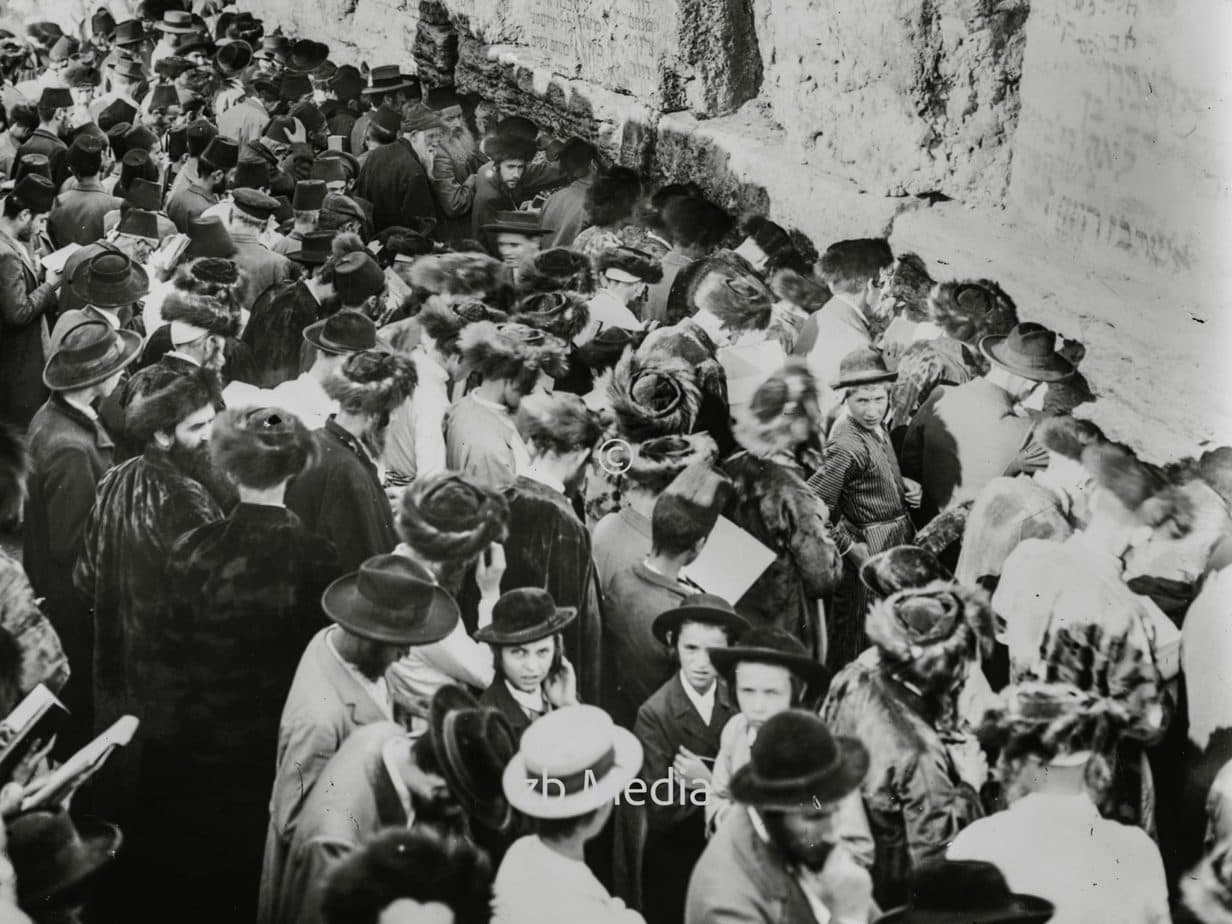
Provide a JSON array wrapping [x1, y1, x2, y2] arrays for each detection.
[[833, 346, 897, 390], [362, 64, 417, 95], [474, 587, 576, 646], [201, 136, 239, 171], [70, 252, 150, 308], [12, 174, 55, 215], [154, 10, 199, 33], [482, 210, 552, 237], [321, 553, 459, 645], [979, 322, 1074, 383], [287, 39, 328, 73], [330, 64, 364, 100], [292, 179, 326, 211], [7, 810, 121, 909], [287, 230, 336, 266], [185, 215, 237, 259], [38, 86, 73, 111], [653, 592, 750, 646], [116, 209, 160, 241], [708, 626, 829, 704], [214, 39, 252, 74], [728, 709, 869, 810], [43, 319, 141, 390], [303, 308, 377, 354], [875, 860, 1054, 924], [430, 686, 518, 833], [123, 177, 162, 212], [859, 546, 953, 599]]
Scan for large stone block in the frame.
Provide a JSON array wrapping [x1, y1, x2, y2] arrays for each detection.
[[235, 0, 420, 67], [751, 0, 1028, 204], [1008, 0, 1232, 293]]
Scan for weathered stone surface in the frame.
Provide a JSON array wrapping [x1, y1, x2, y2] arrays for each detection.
[[414, 19, 459, 87], [235, 0, 420, 68], [751, 0, 1028, 204], [1008, 0, 1231, 292]]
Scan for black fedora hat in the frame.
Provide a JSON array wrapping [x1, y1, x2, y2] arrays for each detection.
[[859, 545, 953, 599], [652, 593, 750, 646], [70, 252, 149, 308], [833, 346, 897, 390], [321, 553, 459, 646], [473, 587, 576, 646], [708, 626, 829, 704], [43, 319, 141, 391], [288, 229, 336, 266], [728, 709, 869, 810], [429, 685, 518, 834], [482, 210, 552, 237], [362, 64, 418, 95], [979, 322, 1075, 383], [875, 860, 1055, 924], [287, 38, 328, 73], [8, 810, 122, 909], [303, 308, 378, 354], [110, 19, 150, 46]]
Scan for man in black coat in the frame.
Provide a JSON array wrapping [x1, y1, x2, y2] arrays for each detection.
[[354, 104, 438, 233]]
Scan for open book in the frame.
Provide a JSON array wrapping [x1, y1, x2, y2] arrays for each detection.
[[0, 685, 68, 784], [21, 716, 139, 812]]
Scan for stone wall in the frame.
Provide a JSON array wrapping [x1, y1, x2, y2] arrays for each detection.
[[232, 0, 1232, 457]]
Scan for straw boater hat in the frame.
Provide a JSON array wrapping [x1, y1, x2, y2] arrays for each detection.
[[625, 433, 719, 492], [321, 350, 417, 417], [455, 321, 570, 382], [979, 322, 1075, 383], [865, 582, 995, 688], [652, 592, 750, 647], [474, 588, 577, 647], [502, 704, 643, 820], [708, 626, 829, 705], [832, 347, 897, 391], [608, 352, 702, 443], [859, 546, 953, 599], [519, 248, 596, 295], [511, 291, 590, 341], [321, 553, 459, 645], [875, 860, 1054, 924], [429, 685, 519, 834], [408, 252, 507, 297], [734, 361, 824, 458], [728, 709, 868, 810], [43, 320, 141, 391], [208, 407, 315, 489], [396, 473, 510, 564]]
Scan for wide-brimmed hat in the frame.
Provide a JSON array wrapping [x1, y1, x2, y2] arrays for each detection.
[[729, 709, 868, 810], [834, 346, 897, 390], [69, 252, 149, 308], [362, 64, 417, 95], [481, 210, 552, 237], [214, 39, 252, 74], [429, 686, 518, 833], [859, 546, 953, 599], [43, 319, 141, 391], [653, 593, 750, 646], [287, 229, 336, 266], [502, 705, 643, 819], [979, 322, 1074, 383], [110, 19, 150, 46], [154, 10, 199, 33], [474, 588, 576, 646], [287, 38, 328, 73], [8, 811, 122, 909], [321, 553, 459, 646], [875, 860, 1054, 924], [708, 626, 829, 704], [303, 308, 378, 354]]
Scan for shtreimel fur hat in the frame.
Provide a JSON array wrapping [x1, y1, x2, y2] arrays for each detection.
[[456, 321, 569, 382], [160, 290, 241, 338], [209, 406, 315, 488], [397, 472, 510, 563], [125, 366, 217, 444], [511, 291, 590, 341], [693, 270, 775, 333], [626, 433, 719, 493], [519, 248, 595, 295], [409, 252, 507, 298], [607, 352, 702, 443], [322, 350, 418, 416], [734, 361, 823, 458]]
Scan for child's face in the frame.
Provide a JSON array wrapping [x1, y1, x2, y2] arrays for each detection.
[[734, 662, 795, 729], [675, 621, 729, 693], [500, 638, 555, 693]]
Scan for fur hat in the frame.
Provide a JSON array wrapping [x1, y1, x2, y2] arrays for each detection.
[[769, 268, 830, 314], [1183, 840, 1232, 924], [734, 361, 823, 458], [322, 350, 417, 416], [626, 433, 719, 492], [596, 247, 662, 284], [209, 406, 314, 488], [872, 252, 934, 328], [584, 167, 642, 227], [172, 258, 245, 307], [161, 289, 241, 340], [417, 299, 508, 351], [409, 252, 507, 298], [456, 321, 569, 382], [661, 196, 733, 250], [515, 392, 602, 456], [865, 581, 995, 690], [928, 280, 1018, 345], [397, 473, 510, 563], [486, 133, 537, 164], [511, 291, 590, 341], [575, 326, 643, 375], [125, 366, 217, 444], [693, 270, 775, 333], [607, 352, 702, 442], [976, 681, 1131, 768], [519, 248, 595, 295]]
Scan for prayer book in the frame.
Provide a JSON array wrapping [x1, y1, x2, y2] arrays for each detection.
[[0, 685, 68, 784]]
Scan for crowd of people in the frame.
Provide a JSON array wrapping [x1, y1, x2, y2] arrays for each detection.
[[0, 2, 1227, 923]]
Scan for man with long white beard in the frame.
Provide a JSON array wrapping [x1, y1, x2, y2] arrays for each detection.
[[424, 86, 484, 244]]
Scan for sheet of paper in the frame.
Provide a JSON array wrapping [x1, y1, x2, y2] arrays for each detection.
[[681, 516, 776, 604], [39, 242, 81, 274], [718, 339, 786, 408]]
